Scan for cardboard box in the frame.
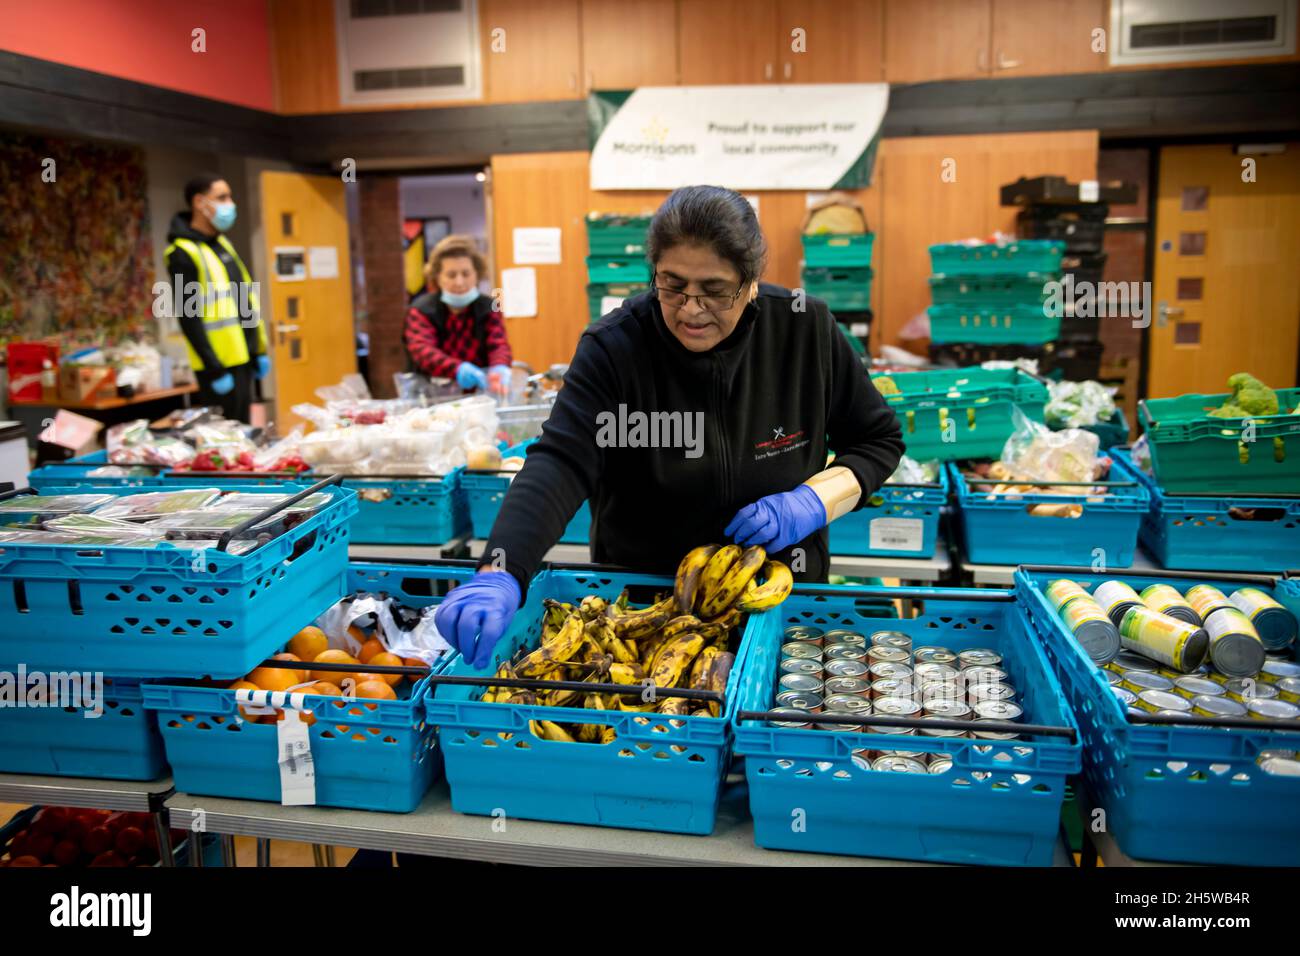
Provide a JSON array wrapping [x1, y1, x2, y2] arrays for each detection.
[[59, 364, 117, 404]]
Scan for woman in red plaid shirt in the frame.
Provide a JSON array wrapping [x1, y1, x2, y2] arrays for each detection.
[[404, 235, 514, 393]]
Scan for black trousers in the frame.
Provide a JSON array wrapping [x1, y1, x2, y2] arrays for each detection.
[[195, 361, 257, 423]]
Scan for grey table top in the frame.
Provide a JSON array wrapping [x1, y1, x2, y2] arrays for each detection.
[[0, 773, 172, 813]]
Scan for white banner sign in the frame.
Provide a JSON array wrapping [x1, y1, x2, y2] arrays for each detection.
[[589, 84, 888, 191]]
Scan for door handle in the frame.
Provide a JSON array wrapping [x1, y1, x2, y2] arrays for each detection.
[[783, 61, 792, 79], [764, 62, 774, 80], [995, 50, 1021, 70], [1156, 303, 1184, 328]]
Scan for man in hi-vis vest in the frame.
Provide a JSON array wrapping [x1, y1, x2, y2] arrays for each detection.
[[166, 174, 269, 422]]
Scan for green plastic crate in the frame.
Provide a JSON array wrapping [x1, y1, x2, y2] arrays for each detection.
[[873, 366, 1048, 462], [801, 232, 875, 267], [586, 281, 648, 322], [586, 256, 651, 283], [585, 214, 651, 257], [930, 240, 1063, 275], [1139, 388, 1300, 495], [927, 303, 1061, 345], [802, 265, 873, 311], [928, 273, 1054, 306]]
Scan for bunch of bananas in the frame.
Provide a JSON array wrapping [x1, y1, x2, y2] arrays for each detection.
[[479, 544, 793, 745]]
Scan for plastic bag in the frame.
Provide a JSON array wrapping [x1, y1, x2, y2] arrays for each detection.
[[291, 402, 338, 432], [315, 373, 371, 404], [1000, 406, 1100, 484], [1045, 380, 1117, 429], [885, 456, 940, 485]]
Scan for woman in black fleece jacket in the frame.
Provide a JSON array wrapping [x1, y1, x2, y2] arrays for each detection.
[[437, 186, 904, 667]]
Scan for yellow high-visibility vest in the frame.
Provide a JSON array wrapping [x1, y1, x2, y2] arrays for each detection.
[[166, 235, 268, 370]]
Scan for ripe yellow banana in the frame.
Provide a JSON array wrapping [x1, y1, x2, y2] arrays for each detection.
[[610, 595, 678, 641], [707, 651, 735, 716], [579, 594, 609, 621], [516, 611, 585, 676], [599, 726, 617, 744], [606, 634, 638, 665], [658, 696, 691, 716], [674, 544, 720, 615], [659, 614, 703, 643], [694, 544, 741, 616], [608, 662, 646, 685], [689, 645, 722, 692], [617, 696, 657, 712], [736, 560, 794, 612], [534, 720, 576, 742], [650, 633, 706, 689], [699, 545, 766, 618]]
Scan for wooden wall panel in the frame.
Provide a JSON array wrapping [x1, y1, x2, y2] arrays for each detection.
[[269, 0, 341, 114]]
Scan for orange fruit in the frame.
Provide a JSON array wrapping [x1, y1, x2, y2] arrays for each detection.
[[275, 709, 317, 726], [357, 638, 386, 664], [246, 665, 302, 694], [353, 680, 397, 700], [288, 626, 329, 661], [402, 657, 428, 683], [348, 624, 369, 645], [310, 649, 360, 685], [367, 652, 404, 687], [309, 682, 342, 697], [270, 653, 308, 685]]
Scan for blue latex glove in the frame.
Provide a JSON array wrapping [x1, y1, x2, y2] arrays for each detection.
[[456, 362, 488, 390], [488, 364, 512, 394], [725, 485, 827, 554], [255, 355, 270, 379], [434, 571, 521, 669], [210, 373, 235, 395]]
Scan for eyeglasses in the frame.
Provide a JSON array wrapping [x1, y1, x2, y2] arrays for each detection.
[[650, 273, 746, 314]]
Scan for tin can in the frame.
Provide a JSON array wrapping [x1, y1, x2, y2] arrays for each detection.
[[870, 677, 915, 700], [867, 645, 910, 665], [872, 755, 928, 773], [919, 717, 969, 738], [971, 719, 1021, 740], [1220, 677, 1278, 703], [851, 751, 873, 771], [1133, 689, 1191, 713], [1140, 583, 1203, 626], [1119, 670, 1175, 695], [1185, 584, 1236, 624], [1275, 677, 1300, 703], [1230, 588, 1299, 651], [870, 630, 912, 651], [1060, 595, 1122, 664], [783, 625, 824, 647], [824, 693, 872, 715], [1119, 606, 1209, 673], [957, 648, 1003, 669], [1247, 698, 1300, 721], [1258, 755, 1300, 777], [1260, 659, 1300, 684], [871, 749, 927, 761], [824, 659, 870, 680], [824, 643, 867, 663], [923, 698, 972, 720], [781, 641, 823, 661], [961, 665, 1008, 685], [779, 657, 824, 678], [920, 681, 963, 703], [824, 676, 872, 697], [776, 690, 824, 713], [1172, 675, 1223, 700], [1112, 650, 1159, 672], [868, 661, 914, 681], [779, 673, 824, 695], [1111, 686, 1138, 707], [1190, 694, 1247, 718], [823, 629, 864, 646], [1045, 578, 1091, 611], [914, 648, 958, 665], [1093, 580, 1144, 627], [973, 699, 1022, 722], [1103, 670, 1123, 687], [1204, 607, 1267, 678], [769, 707, 813, 729], [967, 681, 1017, 703], [869, 696, 921, 733], [914, 662, 960, 683], [928, 755, 954, 774]]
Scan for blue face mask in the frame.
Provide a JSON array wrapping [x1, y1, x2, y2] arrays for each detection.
[[209, 201, 237, 232], [440, 288, 480, 309]]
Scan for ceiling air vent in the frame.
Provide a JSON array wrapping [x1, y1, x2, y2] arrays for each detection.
[[335, 0, 480, 105], [1110, 0, 1296, 65]]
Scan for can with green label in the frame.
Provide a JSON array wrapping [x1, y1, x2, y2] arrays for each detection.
[[1046, 578, 1091, 612], [1119, 605, 1209, 673], [1185, 584, 1236, 624], [1204, 607, 1266, 678], [1093, 580, 1143, 627], [1140, 584, 1202, 626], [1230, 588, 1298, 651], [1059, 595, 1121, 664]]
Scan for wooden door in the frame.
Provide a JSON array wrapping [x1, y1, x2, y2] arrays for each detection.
[[883, 0, 991, 83], [777, 0, 884, 82], [581, 0, 678, 91], [1149, 144, 1300, 397], [678, 0, 779, 85], [260, 172, 357, 427], [482, 0, 583, 102], [990, 0, 1106, 77]]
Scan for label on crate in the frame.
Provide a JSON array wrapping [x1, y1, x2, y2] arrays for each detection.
[[276, 706, 317, 806], [869, 517, 923, 552]]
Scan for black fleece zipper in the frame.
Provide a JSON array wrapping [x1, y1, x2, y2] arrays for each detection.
[[713, 354, 733, 503]]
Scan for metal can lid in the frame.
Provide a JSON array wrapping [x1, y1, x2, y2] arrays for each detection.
[[866, 724, 916, 735], [1139, 689, 1191, 711], [1258, 756, 1300, 777], [824, 693, 872, 713], [915, 649, 958, 665], [1110, 686, 1138, 705], [1123, 671, 1174, 692], [973, 699, 1023, 721], [1247, 698, 1300, 720], [1113, 650, 1158, 672], [873, 695, 922, 716], [779, 673, 824, 693], [779, 658, 823, 676], [1191, 694, 1247, 718], [921, 681, 963, 700], [1263, 660, 1300, 680], [928, 756, 954, 774], [768, 707, 813, 728], [957, 648, 1002, 667], [870, 677, 913, 697], [967, 681, 1017, 702], [824, 677, 872, 696], [1174, 676, 1222, 696], [919, 722, 968, 737], [1223, 677, 1278, 699], [871, 630, 913, 649], [923, 699, 972, 719], [867, 646, 910, 664], [775, 690, 824, 711], [872, 756, 928, 773], [1276, 677, 1300, 696], [824, 644, 868, 661], [869, 661, 914, 680], [824, 659, 870, 678], [914, 662, 960, 681], [962, 665, 1008, 684], [971, 719, 1020, 739], [784, 625, 824, 640], [781, 641, 823, 660], [825, 631, 867, 647]]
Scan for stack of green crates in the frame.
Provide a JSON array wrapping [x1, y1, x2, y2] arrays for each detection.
[[586, 214, 651, 323], [926, 240, 1064, 345], [800, 232, 874, 311]]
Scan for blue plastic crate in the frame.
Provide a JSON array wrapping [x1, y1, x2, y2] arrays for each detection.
[[949, 456, 1149, 566], [426, 567, 750, 835], [827, 471, 948, 558], [342, 473, 469, 545], [463, 441, 591, 545], [28, 451, 166, 490], [140, 561, 474, 811], [927, 303, 1061, 345], [1110, 447, 1300, 574], [0, 676, 167, 780], [586, 256, 651, 283], [801, 232, 875, 267], [733, 585, 1080, 865], [1018, 568, 1300, 865], [929, 240, 1064, 275], [0, 481, 357, 679]]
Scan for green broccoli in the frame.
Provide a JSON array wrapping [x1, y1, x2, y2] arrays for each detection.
[[1208, 403, 1249, 419], [1225, 372, 1278, 416]]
